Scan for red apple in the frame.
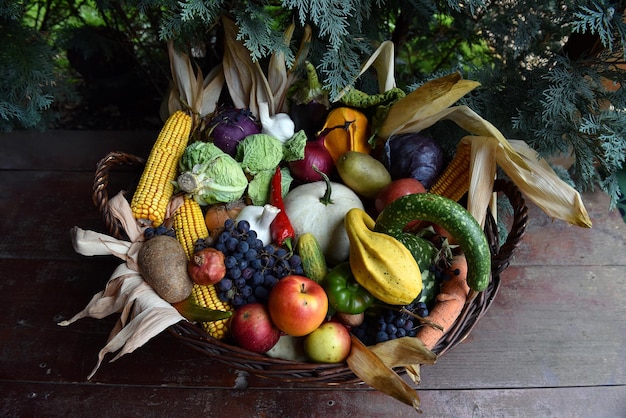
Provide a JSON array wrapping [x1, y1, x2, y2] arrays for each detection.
[[374, 178, 427, 214], [229, 303, 281, 353], [267, 275, 328, 337], [303, 321, 351, 363]]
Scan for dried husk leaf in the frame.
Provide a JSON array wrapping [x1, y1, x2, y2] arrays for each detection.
[[169, 43, 205, 118], [222, 17, 274, 117], [346, 335, 422, 412], [268, 22, 294, 113], [59, 262, 186, 380], [376, 75, 591, 227], [404, 364, 421, 384], [467, 136, 499, 226], [336, 40, 396, 102], [167, 41, 223, 123], [364, 40, 396, 93], [498, 139, 592, 227], [453, 134, 591, 228], [168, 40, 196, 110], [287, 24, 313, 88], [369, 336, 437, 368], [201, 63, 225, 117], [379, 73, 480, 138], [369, 336, 437, 386], [62, 194, 189, 380], [437, 105, 528, 169]]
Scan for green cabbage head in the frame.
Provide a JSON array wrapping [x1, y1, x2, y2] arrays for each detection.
[[176, 141, 248, 205]]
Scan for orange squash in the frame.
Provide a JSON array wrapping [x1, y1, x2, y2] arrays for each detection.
[[318, 107, 371, 162]]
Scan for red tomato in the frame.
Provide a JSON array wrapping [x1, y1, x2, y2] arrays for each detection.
[[374, 178, 426, 214]]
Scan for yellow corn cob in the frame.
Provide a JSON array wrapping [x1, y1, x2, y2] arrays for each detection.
[[131, 110, 192, 226], [173, 196, 209, 258], [429, 144, 471, 202], [174, 196, 233, 340], [192, 283, 232, 339]]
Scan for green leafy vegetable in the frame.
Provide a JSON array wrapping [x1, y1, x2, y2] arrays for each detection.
[[247, 167, 293, 206], [176, 142, 248, 205], [236, 134, 284, 174], [282, 130, 307, 162]]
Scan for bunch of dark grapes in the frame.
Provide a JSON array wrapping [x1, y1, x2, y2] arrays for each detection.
[[143, 225, 176, 240], [194, 219, 304, 308], [352, 300, 429, 346]]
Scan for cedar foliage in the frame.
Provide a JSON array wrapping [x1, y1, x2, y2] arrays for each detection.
[[2, 0, 626, 207]]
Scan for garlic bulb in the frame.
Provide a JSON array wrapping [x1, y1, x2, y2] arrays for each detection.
[[258, 102, 295, 143]]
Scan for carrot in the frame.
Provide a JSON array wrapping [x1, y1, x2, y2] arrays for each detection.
[[416, 254, 469, 350]]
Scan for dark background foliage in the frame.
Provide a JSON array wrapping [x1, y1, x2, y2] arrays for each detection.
[[1, 0, 625, 205]]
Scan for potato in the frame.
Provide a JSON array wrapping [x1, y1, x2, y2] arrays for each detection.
[[138, 235, 193, 303]]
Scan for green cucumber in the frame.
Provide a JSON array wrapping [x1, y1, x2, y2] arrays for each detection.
[[295, 232, 328, 283], [374, 193, 491, 292]]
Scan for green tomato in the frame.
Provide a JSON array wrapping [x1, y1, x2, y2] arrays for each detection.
[[323, 262, 374, 314]]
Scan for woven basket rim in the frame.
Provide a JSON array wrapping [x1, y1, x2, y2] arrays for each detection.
[[92, 151, 529, 386]]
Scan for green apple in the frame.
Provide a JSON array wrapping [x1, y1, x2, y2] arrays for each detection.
[[303, 322, 351, 363]]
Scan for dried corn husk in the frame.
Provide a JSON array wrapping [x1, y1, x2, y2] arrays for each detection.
[[375, 73, 591, 228], [222, 17, 310, 118], [379, 73, 481, 139], [450, 134, 592, 228], [59, 263, 185, 380], [268, 22, 295, 113], [61, 193, 187, 380], [467, 136, 498, 227], [346, 335, 422, 412], [499, 139, 592, 227], [201, 64, 226, 117], [336, 40, 396, 101], [222, 17, 274, 118], [166, 41, 224, 122], [369, 336, 437, 385], [369, 336, 437, 368]]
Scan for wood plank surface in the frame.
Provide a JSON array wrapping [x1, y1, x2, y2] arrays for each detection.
[[0, 130, 156, 171], [2, 382, 624, 418], [1, 130, 625, 417]]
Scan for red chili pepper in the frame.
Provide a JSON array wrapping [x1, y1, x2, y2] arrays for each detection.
[[270, 166, 296, 250]]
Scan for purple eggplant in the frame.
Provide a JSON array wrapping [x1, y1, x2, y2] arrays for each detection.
[[288, 62, 330, 138]]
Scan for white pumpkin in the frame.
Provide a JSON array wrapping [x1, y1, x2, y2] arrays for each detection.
[[283, 178, 364, 265]]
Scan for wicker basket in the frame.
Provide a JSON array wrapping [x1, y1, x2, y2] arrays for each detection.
[[93, 151, 529, 386]]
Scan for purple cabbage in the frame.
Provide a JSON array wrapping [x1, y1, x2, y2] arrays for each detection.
[[208, 107, 261, 156], [383, 133, 445, 189]]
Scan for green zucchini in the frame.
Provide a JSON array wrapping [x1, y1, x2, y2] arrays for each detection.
[[374, 193, 491, 292], [295, 232, 328, 283]]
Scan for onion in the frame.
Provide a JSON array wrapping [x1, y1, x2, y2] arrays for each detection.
[[288, 137, 335, 182], [204, 200, 246, 240]]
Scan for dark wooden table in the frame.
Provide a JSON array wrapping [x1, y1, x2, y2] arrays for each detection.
[[1, 130, 624, 417]]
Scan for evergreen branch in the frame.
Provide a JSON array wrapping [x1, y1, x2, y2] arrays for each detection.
[[571, 1, 617, 50], [233, 3, 282, 62]]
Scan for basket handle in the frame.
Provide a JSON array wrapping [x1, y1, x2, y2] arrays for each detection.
[[489, 178, 529, 276], [92, 151, 146, 240]]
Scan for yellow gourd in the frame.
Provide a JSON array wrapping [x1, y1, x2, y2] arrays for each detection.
[[344, 208, 422, 305]]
